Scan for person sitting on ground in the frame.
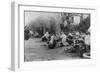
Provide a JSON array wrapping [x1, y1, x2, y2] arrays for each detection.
[[41, 32, 50, 42], [29, 30, 34, 38], [75, 32, 80, 39], [66, 32, 73, 45], [48, 34, 56, 49], [34, 32, 39, 38], [55, 32, 61, 42], [60, 32, 68, 46]]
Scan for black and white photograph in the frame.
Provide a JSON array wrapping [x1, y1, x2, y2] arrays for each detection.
[[24, 11, 90, 62]]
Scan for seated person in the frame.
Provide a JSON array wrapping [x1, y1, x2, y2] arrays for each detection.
[[55, 33, 61, 42], [60, 32, 68, 46], [66, 33, 73, 45], [48, 34, 56, 49], [41, 32, 50, 42], [29, 30, 34, 38], [34, 32, 39, 38]]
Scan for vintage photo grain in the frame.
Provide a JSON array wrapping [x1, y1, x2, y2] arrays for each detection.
[[24, 11, 90, 62]]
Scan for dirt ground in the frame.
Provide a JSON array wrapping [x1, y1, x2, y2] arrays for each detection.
[[24, 38, 81, 62]]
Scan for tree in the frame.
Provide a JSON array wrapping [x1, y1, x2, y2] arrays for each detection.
[[78, 15, 90, 32]]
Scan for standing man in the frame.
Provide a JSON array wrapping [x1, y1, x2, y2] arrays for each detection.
[[84, 32, 90, 52]]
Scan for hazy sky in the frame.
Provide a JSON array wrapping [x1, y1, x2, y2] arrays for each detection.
[[24, 11, 61, 26], [24, 11, 89, 26]]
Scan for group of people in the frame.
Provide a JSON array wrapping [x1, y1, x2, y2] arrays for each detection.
[[41, 31, 68, 48], [41, 31, 90, 58], [25, 28, 90, 58]]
